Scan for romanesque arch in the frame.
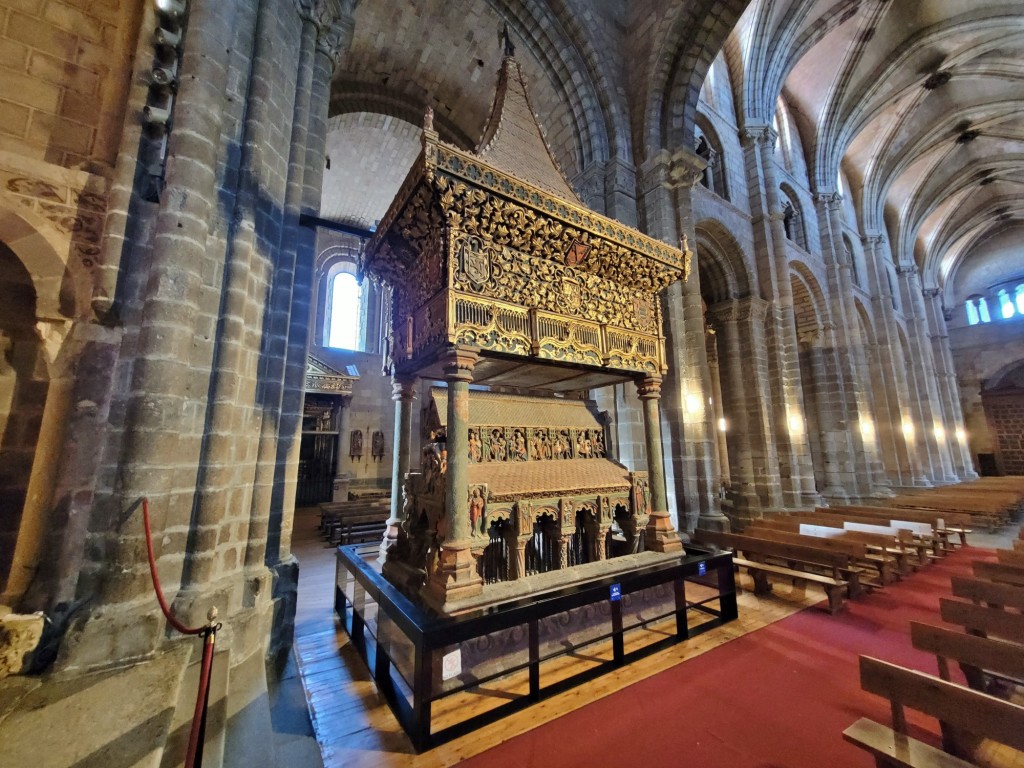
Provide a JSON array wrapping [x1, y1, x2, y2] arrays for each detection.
[[0, 201, 80, 609]]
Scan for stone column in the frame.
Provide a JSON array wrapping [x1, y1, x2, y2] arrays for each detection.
[[897, 264, 956, 482], [922, 289, 977, 479], [861, 234, 929, 487], [816, 192, 888, 498], [637, 376, 684, 551], [332, 395, 351, 501], [707, 297, 781, 516], [380, 375, 416, 560], [803, 325, 849, 501], [424, 347, 483, 605], [637, 147, 727, 533], [741, 126, 818, 508]]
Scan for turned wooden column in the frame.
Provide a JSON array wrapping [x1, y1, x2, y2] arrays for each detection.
[[637, 376, 682, 553], [379, 375, 416, 561]]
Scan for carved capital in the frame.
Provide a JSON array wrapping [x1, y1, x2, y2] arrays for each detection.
[[922, 287, 941, 300], [814, 191, 843, 212], [297, 0, 357, 66], [636, 375, 663, 400], [391, 374, 417, 402], [668, 148, 706, 191], [895, 263, 919, 277], [861, 233, 885, 248], [440, 345, 479, 382]]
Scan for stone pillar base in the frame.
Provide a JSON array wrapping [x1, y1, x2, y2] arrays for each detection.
[[422, 541, 483, 607], [696, 512, 731, 534], [377, 521, 401, 564], [332, 474, 351, 502], [645, 511, 683, 553]]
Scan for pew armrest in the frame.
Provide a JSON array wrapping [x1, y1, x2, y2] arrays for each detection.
[[842, 718, 975, 768]]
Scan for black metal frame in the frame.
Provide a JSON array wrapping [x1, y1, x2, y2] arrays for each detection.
[[335, 543, 737, 751]]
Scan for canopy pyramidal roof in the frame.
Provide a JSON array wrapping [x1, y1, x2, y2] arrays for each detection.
[[474, 53, 583, 206]]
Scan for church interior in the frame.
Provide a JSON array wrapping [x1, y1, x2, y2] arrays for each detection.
[[1, 0, 1023, 766]]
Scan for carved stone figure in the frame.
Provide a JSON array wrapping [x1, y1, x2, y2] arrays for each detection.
[[489, 428, 507, 461], [350, 429, 363, 459], [469, 487, 485, 535], [511, 429, 527, 461], [371, 430, 385, 461], [468, 428, 482, 463]]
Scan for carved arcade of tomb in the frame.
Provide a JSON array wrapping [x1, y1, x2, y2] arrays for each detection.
[[362, 48, 691, 611]]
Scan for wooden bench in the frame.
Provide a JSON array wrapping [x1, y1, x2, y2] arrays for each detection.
[[939, 598, 1024, 644], [695, 530, 853, 613], [777, 518, 914, 577], [843, 656, 1024, 767], [783, 513, 934, 567], [890, 496, 1009, 532], [974, 560, 1024, 588], [827, 505, 971, 549], [997, 548, 1024, 568], [744, 523, 893, 586], [951, 576, 1024, 612], [910, 621, 1024, 693], [319, 498, 390, 546]]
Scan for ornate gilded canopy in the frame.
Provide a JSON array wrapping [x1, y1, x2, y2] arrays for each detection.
[[362, 54, 690, 391]]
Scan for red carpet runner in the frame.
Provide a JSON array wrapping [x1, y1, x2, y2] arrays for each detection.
[[459, 548, 996, 768]]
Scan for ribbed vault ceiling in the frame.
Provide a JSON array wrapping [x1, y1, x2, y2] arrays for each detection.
[[745, 0, 1024, 296], [322, 1, 1022, 305]]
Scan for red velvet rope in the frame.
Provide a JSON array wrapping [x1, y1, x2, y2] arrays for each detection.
[[142, 497, 204, 635], [141, 497, 218, 768]]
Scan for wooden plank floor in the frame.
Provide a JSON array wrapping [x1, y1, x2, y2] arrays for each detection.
[[291, 507, 826, 768]]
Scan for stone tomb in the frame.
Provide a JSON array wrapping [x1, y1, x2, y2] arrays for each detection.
[[362, 49, 689, 612]]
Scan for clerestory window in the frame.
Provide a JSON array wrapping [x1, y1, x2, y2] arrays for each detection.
[[327, 272, 362, 350]]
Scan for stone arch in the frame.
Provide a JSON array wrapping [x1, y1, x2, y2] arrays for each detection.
[[790, 265, 834, 493], [694, 115, 730, 201], [779, 182, 808, 251], [0, 202, 79, 608], [644, 0, 751, 154], [694, 219, 752, 304]]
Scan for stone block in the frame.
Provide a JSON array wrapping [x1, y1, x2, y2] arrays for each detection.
[[0, 607, 45, 677]]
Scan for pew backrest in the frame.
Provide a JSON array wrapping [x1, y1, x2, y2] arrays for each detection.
[[910, 621, 1024, 684], [939, 598, 1024, 642], [858, 656, 1024, 751]]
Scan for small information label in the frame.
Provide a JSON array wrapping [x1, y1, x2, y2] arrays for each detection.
[[441, 649, 462, 681], [697, 561, 707, 577], [610, 583, 621, 602]]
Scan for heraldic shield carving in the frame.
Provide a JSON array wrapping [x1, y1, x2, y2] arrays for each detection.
[[459, 235, 490, 287]]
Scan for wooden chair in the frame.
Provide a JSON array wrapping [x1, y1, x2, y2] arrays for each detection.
[[843, 656, 1024, 767]]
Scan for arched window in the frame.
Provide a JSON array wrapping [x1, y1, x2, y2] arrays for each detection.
[[327, 272, 362, 350], [1015, 284, 1024, 314], [997, 288, 1015, 319], [965, 299, 979, 325], [694, 123, 729, 202], [843, 235, 862, 287], [780, 187, 807, 250], [978, 296, 991, 323]]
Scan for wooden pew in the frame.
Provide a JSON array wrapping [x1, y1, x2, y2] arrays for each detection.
[[910, 621, 1024, 692], [890, 496, 1009, 531], [939, 598, 1024, 644], [997, 548, 1024, 568], [694, 530, 853, 613], [951, 576, 1024, 612], [826, 505, 971, 548], [843, 656, 1024, 767], [974, 560, 1024, 588], [319, 498, 390, 545], [782, 513, 934, 567], [745, 522, 899, 584]]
